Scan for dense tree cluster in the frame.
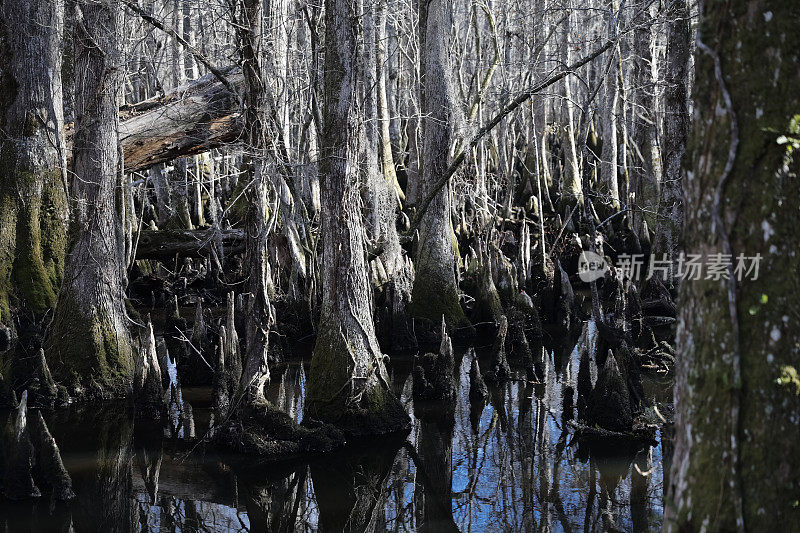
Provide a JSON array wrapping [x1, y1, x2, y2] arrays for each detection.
[[0, 0, 798, 528]]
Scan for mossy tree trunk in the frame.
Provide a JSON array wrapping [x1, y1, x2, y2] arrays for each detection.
[[307, 0, 408, 435], [45, 0, 134, 397], [666, 0, 800, 529], [0, 0, 68, 335], [411, 0, 468, 332]]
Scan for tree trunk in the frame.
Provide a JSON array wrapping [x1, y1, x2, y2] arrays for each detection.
[[376, 0, 403, 202], [652, 0, 689, 271], [307, 0, 408, 436], [666, 0, 800, 529], [171, 0, 185, 90], [630, 3, 659, 238], [558, 1, 582, 209], [411, 0, 468, 333], [364, 1, 416, 351], [45, 0, 134, 396], [599, 1, 621, 211], [238, 0, 274, 404], [0, 0, 68, 332]]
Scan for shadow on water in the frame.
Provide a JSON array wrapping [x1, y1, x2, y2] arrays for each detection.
[[0, 320, 671, 532]]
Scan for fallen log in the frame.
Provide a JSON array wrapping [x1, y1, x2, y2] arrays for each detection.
[[135, 228, 245, 260], [66, 67, 244, 173], [120, 67, 243, 171]]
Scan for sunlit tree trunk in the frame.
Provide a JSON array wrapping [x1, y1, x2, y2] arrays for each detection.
[[0, 0, 68, 335], [558, 1, 582, 209], [364, 1, 416, 351], [45, 0, 134, 396], [599, 0, 621, 211], [307, 0, 408, 434], [377, 0, 403, 202], [411, 0, 468, 332], [666, 0, 800, 529], [630, 3, 659, 238]]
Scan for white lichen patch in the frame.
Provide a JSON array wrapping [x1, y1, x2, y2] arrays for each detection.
[[761, 220, 774, 241]]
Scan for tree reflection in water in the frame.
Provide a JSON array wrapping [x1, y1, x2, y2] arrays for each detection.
[[0, 322, 668, 531]]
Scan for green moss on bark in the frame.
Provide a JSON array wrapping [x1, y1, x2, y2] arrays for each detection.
[[12, 170, 65, 313], [667, 0, 800, 529], [45, 290, 133, 397], [307, 317, 409, 438], [410, 270, 465, 326], [0, 166, 66, 326]]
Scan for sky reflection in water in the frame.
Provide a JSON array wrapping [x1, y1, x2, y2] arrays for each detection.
[[2, 320, 669, 532]]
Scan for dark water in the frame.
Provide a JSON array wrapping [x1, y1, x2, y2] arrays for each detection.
[[1, 321, 671, 532]]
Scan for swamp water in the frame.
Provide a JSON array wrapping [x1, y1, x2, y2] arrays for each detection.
[[0, 321, 671, 532]]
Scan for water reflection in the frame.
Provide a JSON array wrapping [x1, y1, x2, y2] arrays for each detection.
[[0, 321, 668, 531]]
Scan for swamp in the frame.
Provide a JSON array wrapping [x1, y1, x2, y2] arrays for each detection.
[[0, 0, 798, 531]]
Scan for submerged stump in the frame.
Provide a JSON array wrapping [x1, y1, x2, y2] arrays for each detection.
[[1, 392, 40, 499], [588, 350, 633, 432], [413, 316, 456, 403], [486, 316, 511, 382]]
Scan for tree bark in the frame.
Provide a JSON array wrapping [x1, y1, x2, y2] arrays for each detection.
[[45, 0, 134, 396], [652, 0, 689, 271], [629, 3, 660, 238], [0, 0, 68, 330], [411, 0, 468, 333], [307, 0, 408, 435], [364, 0, 416, 351], [237, 0, 275, 404], [666, 0, 800, 529], [599, 0, 621, 211], [558, 1, 582, 209]]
